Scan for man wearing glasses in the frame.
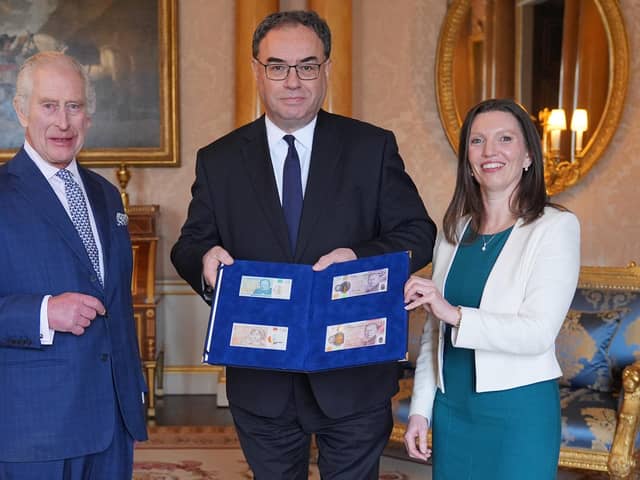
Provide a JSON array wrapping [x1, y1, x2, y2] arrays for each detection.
[[172, 10, 436, 479]]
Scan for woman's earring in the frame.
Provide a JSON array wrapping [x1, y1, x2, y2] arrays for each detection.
[[524, 166, 529, 172]]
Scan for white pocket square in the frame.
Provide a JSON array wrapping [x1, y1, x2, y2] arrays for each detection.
[[116, 212, 128, 226]]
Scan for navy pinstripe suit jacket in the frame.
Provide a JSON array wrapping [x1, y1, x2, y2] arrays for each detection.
[[0, 149, 147, 462]]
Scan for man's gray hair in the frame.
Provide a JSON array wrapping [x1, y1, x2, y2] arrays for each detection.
[[14, 51, 96, 116]]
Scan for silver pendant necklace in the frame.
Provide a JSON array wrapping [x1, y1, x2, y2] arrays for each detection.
[[481, 234, 497, 252]]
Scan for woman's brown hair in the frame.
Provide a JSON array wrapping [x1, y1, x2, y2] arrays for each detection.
[[442, 98, 562, 243]]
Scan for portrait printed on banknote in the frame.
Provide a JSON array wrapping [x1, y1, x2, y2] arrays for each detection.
[[331, 268, 388, 300], [324, 318, 387, 352], [230, 323, 289, 350], [238, 275, 292, 300]]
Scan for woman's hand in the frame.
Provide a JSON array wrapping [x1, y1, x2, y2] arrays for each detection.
[[404, 275, 460, 327], [404, 414, 431, 461]]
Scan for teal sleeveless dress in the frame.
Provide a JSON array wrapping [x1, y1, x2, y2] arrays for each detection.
[[431, 226, 560, 480]]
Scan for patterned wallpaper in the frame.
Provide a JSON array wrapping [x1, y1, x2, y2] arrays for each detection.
[[96, 0, 639, 280]]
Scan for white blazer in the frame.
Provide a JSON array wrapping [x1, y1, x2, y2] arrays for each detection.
[[409, 207, 580, 422]]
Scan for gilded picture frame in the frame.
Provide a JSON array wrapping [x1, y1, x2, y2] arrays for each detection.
[[0, 0, 179, 167]]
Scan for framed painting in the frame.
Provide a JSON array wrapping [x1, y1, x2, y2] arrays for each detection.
[[0, 0, 179, 167]]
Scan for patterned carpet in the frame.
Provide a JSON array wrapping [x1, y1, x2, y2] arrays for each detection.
[[133, 426, 422, 479], [136, 425, 241, 450], [132, 426, 621, 479]]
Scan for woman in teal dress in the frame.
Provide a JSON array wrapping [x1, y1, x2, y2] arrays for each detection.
[[402, 99, 580, 479]]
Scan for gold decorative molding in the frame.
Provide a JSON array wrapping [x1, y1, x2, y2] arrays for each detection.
[[578, 262, 640, 291], [234, 0, 278, 127], [309, 0, 353, 116], [558, 448, 610, 471], [435, 0, 468, 151]]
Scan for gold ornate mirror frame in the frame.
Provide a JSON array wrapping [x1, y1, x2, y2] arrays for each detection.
[[435, 0, 629, 195]]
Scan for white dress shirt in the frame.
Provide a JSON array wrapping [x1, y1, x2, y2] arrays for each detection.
[[264, 115, 316, 202], [24, 142, 105, 345]]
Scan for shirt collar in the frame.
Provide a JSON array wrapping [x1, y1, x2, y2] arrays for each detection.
[[24, 141, 81, 182], [264, 115, 317, 151]]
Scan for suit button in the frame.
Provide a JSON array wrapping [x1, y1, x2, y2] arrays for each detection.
[[100, 353, 109, 362], [90, 275, 98, 283]]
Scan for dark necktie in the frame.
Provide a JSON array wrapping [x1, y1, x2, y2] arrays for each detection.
[[56, 168, 103, 286], [282, 135, 303, 252]]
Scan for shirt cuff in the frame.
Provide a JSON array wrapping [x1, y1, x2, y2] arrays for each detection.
[[40, 295, 55, 345]]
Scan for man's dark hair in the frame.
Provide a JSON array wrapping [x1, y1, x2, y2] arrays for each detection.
[[252, 10, 331, 60]]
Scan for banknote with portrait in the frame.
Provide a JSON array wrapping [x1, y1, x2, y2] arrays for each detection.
[[229, 323, 289, 350], [331, 268, 388, 300], [324, 318, 387, 352], [238, 275, 292, 300]]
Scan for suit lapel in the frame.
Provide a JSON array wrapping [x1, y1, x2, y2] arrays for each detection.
[[240, 117, 291, 257], [8, 149, 96, 278], [295, 110, 343, 260]]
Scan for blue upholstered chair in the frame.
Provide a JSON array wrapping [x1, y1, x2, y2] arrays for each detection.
[[389, 262, 640, 479]]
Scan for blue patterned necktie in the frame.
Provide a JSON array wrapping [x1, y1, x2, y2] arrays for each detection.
[[56, 168, 103, 286], [282, 135, 303, 252]]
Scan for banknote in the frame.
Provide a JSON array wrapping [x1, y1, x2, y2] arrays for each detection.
[[331, 268, 388, 300], [238, 275, 292, 300], [324, 318, 387, 352], [229, 323, 288, 350]]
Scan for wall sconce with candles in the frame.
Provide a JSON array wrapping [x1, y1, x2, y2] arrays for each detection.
[[538, 107, 589, 195]]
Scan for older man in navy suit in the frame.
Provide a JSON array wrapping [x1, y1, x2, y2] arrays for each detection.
[[172, 10, 436, 480], [0, 52, 147, 478]]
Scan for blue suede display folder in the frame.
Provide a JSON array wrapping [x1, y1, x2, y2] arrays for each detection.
[[203, 251, 410, 372]]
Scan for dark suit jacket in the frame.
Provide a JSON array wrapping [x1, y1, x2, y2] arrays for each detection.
[[0, 149, 148, 462], [171, 110, 436, 418]]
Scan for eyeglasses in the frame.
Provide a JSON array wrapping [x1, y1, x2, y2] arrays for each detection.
[[254, 59, 328, 81]]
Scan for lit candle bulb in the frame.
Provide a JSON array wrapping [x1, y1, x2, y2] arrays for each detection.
[[571, 109, 589, 153], [548, 109, 567, 152], [550, 130, 561, 152]]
